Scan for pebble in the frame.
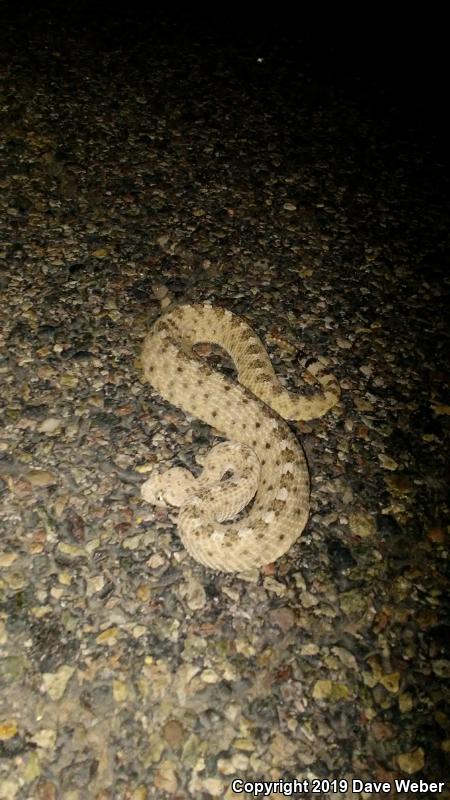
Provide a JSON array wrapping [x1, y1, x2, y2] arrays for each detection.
[[25, 470, 57, 487]]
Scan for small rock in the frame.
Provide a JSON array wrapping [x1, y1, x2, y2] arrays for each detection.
[[353, 395, 375, 412], [113, 680, 129, 703], [432, 660, 450, 678], [397, 747, 425, 774], [268, 607, 296, 632], [129, 788, 148, 800], [129, 621, 146, 639], [378, 453, 399, 471], [37, 418, 62, 434], [312, 680, 351, 701], [331, 647, 358, 671], [0, 779, 19, 799], [379, 672, 400, 693], [200, 668, 220, 684], [34, 780, 58, 800], [25, 469, 57, 488], [0, 552, 18, 567], [41, 665, 75, 701], [4, 570, 27, 590], [201, 778, 224, 796], [152, 283, 169, 300], [399, 692, 413, 713], [300, 643, 320, 657], [182, 576, 206, 611], [162, 719, 187, 750], [237, 567, 259, 583], [348, 511, 377, 538], [300, 591, 319, 608], [96, 627, 120, 645], [55, 542, 87, 562], [427, 526, 447, 543], [0, 720, 18, 740], [263, 577, 287, 596], [153, 760, 178, 793], [339, 588, 368, 618], [336, 337, 352, 349], [31, 729, 57, 750], [122, 534, 142, 550]]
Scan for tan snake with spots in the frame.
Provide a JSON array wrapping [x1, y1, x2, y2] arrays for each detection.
[[141, 304, 340, 572]]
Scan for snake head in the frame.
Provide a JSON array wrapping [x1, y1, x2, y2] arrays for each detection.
[[141, 474, 169, 506], [141, 467, 196, 508]]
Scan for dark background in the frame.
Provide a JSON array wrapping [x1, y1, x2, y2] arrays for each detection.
[[1, 2, 446, 93]]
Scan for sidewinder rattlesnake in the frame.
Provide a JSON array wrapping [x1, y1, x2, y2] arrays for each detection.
[[141, 303, 340, 572]]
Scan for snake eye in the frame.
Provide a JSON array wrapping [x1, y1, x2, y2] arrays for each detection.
[[155, 490, 166, 505]]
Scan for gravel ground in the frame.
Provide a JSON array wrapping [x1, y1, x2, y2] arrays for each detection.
[[0, 5, 449, 799]]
